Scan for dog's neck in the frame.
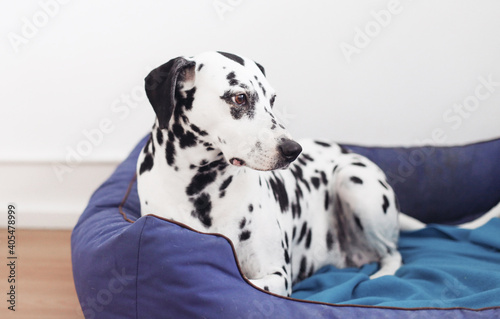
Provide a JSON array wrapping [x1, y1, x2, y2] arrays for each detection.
[[151, 120, 252, 185], [143, 121, 259, 230]]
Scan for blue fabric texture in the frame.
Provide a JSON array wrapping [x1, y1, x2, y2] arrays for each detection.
[[72, 136, 500, 318]]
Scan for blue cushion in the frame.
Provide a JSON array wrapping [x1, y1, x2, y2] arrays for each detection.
[[72, 136, 500, 318]]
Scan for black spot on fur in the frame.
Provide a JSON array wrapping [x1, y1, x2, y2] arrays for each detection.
[[297, 222, 308, 244], [197, 63, 204, 71], [226, 71, 239, 86], [248, 204, 254, 212], [379, 180, 389, 190], [305, 229, 312, 249], [290, 165, 311, 192], [219, 176, 233, 191], [284, 249, 290, 264], [335, 195, 348, 247], [320, 171, 328, 185], [191, 193, 212, 227], [302, 154, 314, 162], [156, 129, 164, 145], [332, 165, 339, 173], [324, 190, 330, 210], [175, 87, 196, 117], [214, 158, 229, 171], [190, 124, 208, 136], [351, 162, 366, 167], [239, 230, 251, 241], [166, 141, 176, 166], [382, 195, 390, 214], [186, 171, 217, 196], [264, 286, 269, 292], [308, 265, 315, 278], [199, 159, 209, 166], [217, 51, 245, 66], [239, 218, 246, 229], [326, 231, 334, 250], [298, 256, 308, 281], [314, 140, 331, 147], [168, 131, 175, 142], [354, 216, 364, 231], [292, 226, 297, 240], [268, 173, 289, 213], [254, 61, 266, 76], [297, 157, 307, 166], [172, 123, 184, 139], [179, 131, 197, 148], [350, 176, 363, 184], [139, 154, 154, 175], [310, 177, 320, 189], [386, 244, 392, 254]]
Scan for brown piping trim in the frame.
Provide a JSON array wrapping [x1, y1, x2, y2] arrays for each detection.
[[118, 173, 137, 223], [117, 174, 500, 312]]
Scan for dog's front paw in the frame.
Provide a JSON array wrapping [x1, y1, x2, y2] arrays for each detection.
[[249, 273, 291, 297]]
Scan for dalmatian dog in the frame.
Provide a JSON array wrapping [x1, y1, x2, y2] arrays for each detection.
[[136, 51, 500, 297]]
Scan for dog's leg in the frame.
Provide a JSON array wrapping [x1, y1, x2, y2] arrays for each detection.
[[370, 250, 402, 279], [399, 213, 426, 231], [458, 201, 500, 229], [333, 157, 401, 277], [249, 272, 292, 297], [399, 201, 500, 231]]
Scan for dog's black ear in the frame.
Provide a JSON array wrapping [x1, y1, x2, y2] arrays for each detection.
[[145, 57, 196, 129], [255, 61, 266, 77]]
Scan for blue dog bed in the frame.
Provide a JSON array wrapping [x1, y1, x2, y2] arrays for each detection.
[[72, 136, 500, 318]]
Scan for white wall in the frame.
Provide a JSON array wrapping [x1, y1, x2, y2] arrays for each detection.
[[1, 0, 499, 228]]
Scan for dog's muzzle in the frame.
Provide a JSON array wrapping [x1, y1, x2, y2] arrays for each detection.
[[278, 139, 302, 163]]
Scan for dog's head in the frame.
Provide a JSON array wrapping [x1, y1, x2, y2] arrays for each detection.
[[144, 51, 301, 171]]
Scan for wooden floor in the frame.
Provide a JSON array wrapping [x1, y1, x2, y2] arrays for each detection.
[[0, 230, 83, 319]]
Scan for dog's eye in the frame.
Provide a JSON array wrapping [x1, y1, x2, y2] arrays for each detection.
[[233, 94, 247, 106]]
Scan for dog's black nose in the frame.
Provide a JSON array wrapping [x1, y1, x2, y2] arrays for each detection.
[[278, 139, 302, 163]]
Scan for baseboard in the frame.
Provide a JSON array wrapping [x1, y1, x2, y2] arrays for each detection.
[[0, 160, 120, 229]]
